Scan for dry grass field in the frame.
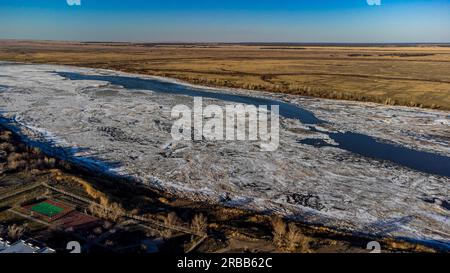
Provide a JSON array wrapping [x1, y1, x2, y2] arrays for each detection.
[[1, 40, 450, 110]]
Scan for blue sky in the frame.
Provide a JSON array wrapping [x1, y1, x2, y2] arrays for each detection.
[[0, 0, 449, 42]]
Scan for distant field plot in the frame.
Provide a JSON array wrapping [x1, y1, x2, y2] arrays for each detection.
[[31, 202, 64, 217], [53, 211, 101, 230], [24, 200, 75, 221]]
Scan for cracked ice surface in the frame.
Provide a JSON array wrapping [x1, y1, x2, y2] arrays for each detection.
[[0, 63, 449, 249]]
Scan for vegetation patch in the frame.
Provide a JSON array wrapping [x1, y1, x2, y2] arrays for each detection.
[[30, 202, 64, 217]]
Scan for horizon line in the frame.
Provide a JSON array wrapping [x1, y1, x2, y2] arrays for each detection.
[[2, 38, 450, 46]]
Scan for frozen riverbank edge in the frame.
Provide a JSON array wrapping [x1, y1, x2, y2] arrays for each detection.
[[0, 62, 449, 251]]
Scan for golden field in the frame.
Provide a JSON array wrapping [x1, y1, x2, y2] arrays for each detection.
[[1, 40, 450, 110]]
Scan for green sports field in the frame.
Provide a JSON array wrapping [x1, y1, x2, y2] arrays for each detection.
[[31, 202, 64, 217]]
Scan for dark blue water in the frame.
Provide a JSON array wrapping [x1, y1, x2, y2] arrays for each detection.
[[57, 71, 450, 178], [328, 132, 450, 177]]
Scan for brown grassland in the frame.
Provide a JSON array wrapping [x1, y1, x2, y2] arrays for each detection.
[[1, 40, 450, 110]]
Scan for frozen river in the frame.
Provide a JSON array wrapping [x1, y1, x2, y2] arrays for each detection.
[[1, 62, 449, 250], [57, 71, 450, 177]]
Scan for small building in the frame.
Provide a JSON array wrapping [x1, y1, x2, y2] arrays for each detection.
[[0, 239, 55, 254], [0, 238, 10, 252]]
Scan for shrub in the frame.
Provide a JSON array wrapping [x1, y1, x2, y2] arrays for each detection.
[[44, 157, 56, 168], [0, 131, 12, 141], [7, 152, 22, 163], [8, 159, 27, 171], [0, 142, 15, 152], [105, 202, 124, 222]]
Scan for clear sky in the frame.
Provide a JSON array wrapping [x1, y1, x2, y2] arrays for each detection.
[[0, 0, 449, 43]]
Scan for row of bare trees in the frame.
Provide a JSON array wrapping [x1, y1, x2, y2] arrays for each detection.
[[271, 217, 312, 253], [160, 212, 208, 238]]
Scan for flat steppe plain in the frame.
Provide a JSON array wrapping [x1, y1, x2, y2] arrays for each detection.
[[0, 40, 449, 110]]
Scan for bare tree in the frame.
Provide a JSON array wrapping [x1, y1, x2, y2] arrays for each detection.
[[7, 224, 26, 240], [165, 212, 181, 227], [191, 214, 208, 235], [271, 216, 287, 248], [160, 212, 182, 239], [88, 202, 124, 222], [286, 223, 312, 252]]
